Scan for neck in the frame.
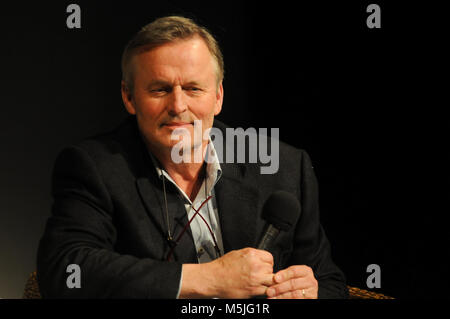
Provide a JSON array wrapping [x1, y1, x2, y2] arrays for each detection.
[[147, 140, 208, 201]]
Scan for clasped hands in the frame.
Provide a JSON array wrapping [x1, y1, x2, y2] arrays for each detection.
[[207, 247, 318, 299]]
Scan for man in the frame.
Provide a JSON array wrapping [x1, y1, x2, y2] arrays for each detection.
[[37, 16, 348, 299]]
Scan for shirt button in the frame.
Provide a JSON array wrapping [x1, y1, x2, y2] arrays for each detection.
[[198, 248, 204, 255]]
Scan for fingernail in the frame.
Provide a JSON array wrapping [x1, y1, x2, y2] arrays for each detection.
[[267, 288, 275, 297]]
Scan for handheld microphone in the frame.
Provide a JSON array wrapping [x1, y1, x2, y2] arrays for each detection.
[[257, 191, 301, 251]]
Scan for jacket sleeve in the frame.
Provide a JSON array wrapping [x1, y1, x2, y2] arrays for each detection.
[[37, 146, 182, 298], [288, 150, 349, 299]]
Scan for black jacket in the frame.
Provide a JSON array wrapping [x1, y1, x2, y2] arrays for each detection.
[[37, 116, 348, 298]]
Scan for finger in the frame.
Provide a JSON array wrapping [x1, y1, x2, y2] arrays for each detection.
[[268, 289, 306, 299], [274, 265, 312, 283], [256, 249, 274, 265], [261, 273, 276, 287], [251, 285, 270, 297], [249, 275, 275, 297], [266, 277, 307, 297]]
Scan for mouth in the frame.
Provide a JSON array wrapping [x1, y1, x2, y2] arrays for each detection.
[[162, 122, 193, 129]]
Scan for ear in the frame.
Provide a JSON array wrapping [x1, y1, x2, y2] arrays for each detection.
[[121, 81, 136, 115], [214, 81, 224, 116]]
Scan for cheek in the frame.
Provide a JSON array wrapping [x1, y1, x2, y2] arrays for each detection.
[[192, 95, 219, 119], [134, 97, 165, 122]]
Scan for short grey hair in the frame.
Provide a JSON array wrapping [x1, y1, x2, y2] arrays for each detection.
[[121, 16, 224, 93]]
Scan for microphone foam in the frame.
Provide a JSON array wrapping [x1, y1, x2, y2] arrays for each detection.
[[261, 191, 301, 231]]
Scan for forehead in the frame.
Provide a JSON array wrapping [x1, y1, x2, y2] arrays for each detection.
[[132, 37, 217, 82]]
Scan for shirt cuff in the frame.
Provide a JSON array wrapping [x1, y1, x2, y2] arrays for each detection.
[[175, 266, 183, 299]]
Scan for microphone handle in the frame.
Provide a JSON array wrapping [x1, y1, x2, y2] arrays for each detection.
[[257, 224, 280, 250]]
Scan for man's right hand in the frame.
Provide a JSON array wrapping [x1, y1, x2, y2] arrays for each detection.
[[180, 248, 274, 299]]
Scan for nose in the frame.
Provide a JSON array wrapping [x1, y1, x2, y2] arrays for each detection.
[[167, 86, 187, 116]]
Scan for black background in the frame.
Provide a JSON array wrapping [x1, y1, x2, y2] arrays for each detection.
[[1, 1, 448, 299]]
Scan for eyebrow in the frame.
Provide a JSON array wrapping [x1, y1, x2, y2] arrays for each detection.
[[146, 80, 171, 89]]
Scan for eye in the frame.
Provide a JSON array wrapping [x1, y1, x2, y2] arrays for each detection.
[[150, 87, 170, 94], [185, 87, 202, 92]]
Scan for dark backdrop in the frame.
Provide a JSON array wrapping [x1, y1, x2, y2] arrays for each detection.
[[1, 1, 448, 298]]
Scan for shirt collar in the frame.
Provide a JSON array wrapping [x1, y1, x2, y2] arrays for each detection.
[[148, 136, 222, 202]]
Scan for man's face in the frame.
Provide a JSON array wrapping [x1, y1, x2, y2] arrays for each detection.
[[122, 36, 223, 154]]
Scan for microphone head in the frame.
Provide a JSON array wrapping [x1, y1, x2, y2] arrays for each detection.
[[262, 191, 301, 231]]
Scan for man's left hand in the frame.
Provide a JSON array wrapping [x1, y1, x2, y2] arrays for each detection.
[[266, 265, 318, 299]]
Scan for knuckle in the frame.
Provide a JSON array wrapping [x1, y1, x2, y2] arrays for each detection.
[[244, 247, 256, 257], [272, 286, 280, 295], [263, 250, 273, 258], [288, 268, 295, 278], [248, 272, 258, 284], [250, 261, 262, 273], [290, 278, 298, 290], [295, 265, 306, 276]]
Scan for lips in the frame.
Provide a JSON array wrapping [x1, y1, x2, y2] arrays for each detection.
[[163, 122, 193, 128]]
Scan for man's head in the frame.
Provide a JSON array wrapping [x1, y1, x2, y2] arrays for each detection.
[[121, 16, 224, 155], [122, 16, 224, 93]]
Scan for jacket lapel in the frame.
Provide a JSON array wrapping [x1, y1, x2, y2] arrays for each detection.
[[127, 122, 196, 263], [136, 175, 197, 263], [215, 162, 261, 253], [114, 117, 177, 244]]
